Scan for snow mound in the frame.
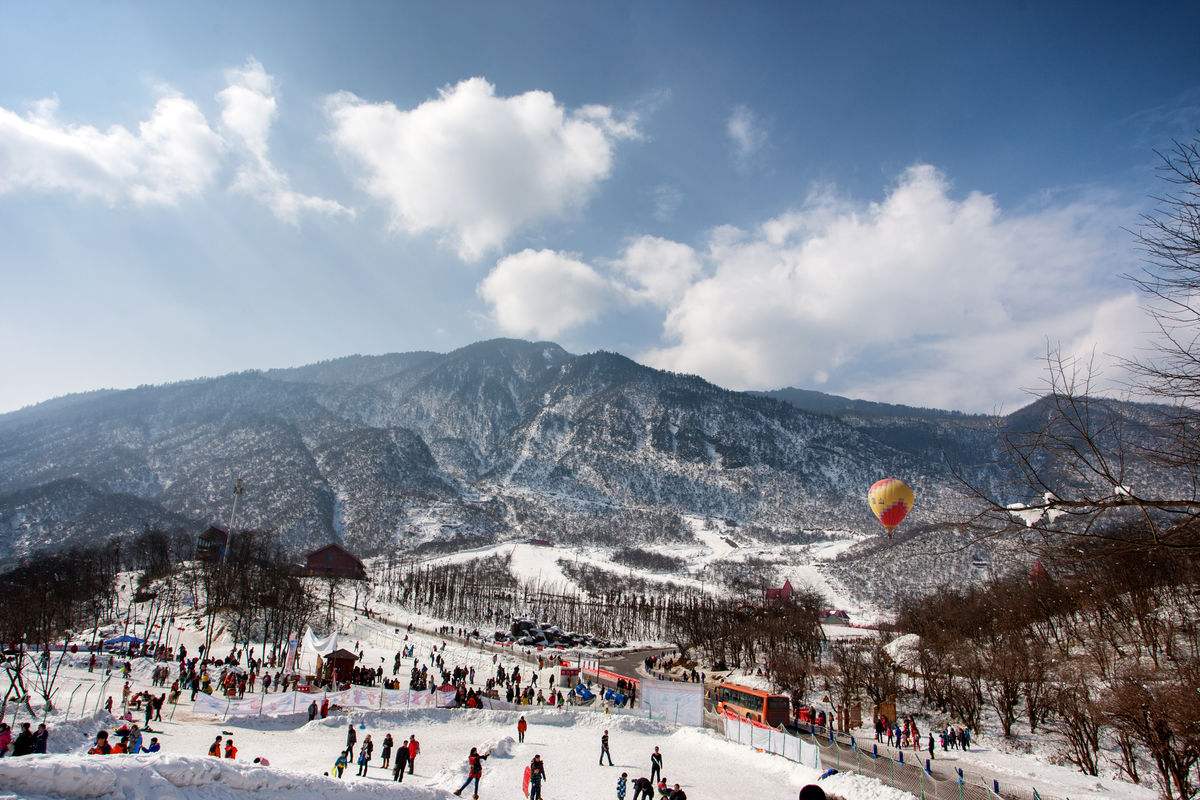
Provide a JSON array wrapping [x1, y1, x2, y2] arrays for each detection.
[[0, 753, 452, 800], [824, 770, 923, 800], [428, 736, 516, 793]]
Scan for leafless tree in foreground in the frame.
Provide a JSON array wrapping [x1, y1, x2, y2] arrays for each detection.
[[952, 137, 1200, 555]]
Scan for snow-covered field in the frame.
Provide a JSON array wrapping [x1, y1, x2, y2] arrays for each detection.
[[409, 515, 880, 626], [0, 709, 913, 800], [6, 581, 1149, 800], [3, 597, 924, 800]]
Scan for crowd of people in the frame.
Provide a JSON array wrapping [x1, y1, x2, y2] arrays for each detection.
[[0, 722, 49, 757]]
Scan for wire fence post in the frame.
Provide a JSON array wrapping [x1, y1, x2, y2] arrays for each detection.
[[65, 685, 81, 720]]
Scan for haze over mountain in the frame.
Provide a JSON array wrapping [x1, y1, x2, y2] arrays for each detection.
[[0, 338, 1170, 608]]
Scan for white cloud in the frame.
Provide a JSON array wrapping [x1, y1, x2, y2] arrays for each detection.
[[0, 93, 223, 204], [612, 235, 704, 307], [639, 165, 1142, 411], [651, 183, 683, 222], [726, 104, 766, 164], [217, 58, 352, 223], [325, 77, 638, 261], [479, 249, 613, 338]]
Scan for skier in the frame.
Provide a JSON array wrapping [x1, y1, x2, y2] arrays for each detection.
[[393, 737, 410, 781], [600, 729, 614, 766], [407, 734, 420, 774], [452, 746, 490, 797], [650, 746, 663, 782], [528, 754, 547, 800]]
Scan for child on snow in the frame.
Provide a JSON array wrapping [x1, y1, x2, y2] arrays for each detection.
[[617, 772, 628, 799]]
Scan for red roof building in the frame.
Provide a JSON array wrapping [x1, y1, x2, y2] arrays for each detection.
[[765, 579, 794, 602]]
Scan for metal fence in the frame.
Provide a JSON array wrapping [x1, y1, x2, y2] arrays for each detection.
[[719, 716, 1068, 800]]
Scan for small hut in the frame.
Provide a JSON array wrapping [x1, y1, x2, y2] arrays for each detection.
[[320, 648, 360, 684]]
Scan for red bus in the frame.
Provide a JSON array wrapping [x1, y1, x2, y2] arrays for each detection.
[[715, 682, 791, 726]]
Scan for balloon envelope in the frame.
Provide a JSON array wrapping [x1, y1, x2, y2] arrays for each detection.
[[868, 478, 914, 536]]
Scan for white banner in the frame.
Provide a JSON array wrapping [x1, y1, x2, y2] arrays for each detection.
[[639, 678, 704, 727], [193, 687, 459, 718]]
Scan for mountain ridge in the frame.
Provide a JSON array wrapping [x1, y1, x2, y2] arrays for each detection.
[[0, 339, 1162, 588]]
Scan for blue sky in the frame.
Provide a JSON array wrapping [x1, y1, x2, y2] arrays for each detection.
[[2, 1, 1198, 413]]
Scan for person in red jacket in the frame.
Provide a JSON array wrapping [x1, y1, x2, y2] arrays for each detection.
[[517, 716, 528, 743], [407, 735, 420, 774], [453, 747, 490, 798], [224, 739, 238, 759]]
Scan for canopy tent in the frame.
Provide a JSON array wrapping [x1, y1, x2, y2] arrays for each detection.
[[302, 627, 341, 656], [104, 635, 144, 646]]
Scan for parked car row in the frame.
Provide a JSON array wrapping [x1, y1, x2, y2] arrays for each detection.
[[485, 618, 619, 649]]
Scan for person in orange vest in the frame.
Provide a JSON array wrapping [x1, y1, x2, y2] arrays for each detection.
[[517, 716, 528, 743], [208, 735, 222, 757], [224, 739, 238, 759]]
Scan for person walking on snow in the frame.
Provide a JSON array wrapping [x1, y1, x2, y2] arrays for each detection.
[[453, 746, 490, 797], [650, 747, 662, 782], [517, 715, 527, 743], [600, 729, 614, 766], [407, 734, 420, 773], [528, 754, 547, 800], [393, 737, 410, 781], [381, 733, 393, 769], [356, 747, 369, 776]]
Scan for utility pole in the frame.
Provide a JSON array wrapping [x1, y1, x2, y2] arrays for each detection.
[[222, 478, 245, 564]]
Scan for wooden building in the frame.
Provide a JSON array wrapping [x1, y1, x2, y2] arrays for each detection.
[[303, 543, 368, 580]]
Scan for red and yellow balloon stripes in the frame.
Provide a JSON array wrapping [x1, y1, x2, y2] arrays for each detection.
[[868, 478, 915, 537]]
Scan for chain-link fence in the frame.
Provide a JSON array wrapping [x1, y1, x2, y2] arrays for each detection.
[[719, 715, 1068, 800]]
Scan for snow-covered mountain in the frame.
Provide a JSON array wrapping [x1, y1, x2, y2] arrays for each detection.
[[0, 339, 1158, 571]]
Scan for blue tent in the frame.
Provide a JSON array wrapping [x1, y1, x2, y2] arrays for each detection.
[[104, 635, 144, 646]]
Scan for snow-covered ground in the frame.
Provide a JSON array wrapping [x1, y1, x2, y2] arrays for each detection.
[[10, 581, 1150, 800], [12, 613, 910, 800], [408, 516, 882, 626], [0, 709, 914, 800]]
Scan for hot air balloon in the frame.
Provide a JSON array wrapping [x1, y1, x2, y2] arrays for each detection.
[[868, 478, 914, 538]]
